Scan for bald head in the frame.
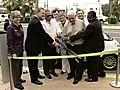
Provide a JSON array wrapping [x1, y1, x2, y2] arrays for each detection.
[[67, 10, 76, 17], [45, 10, 52, 22], [67, 10, 76, 25]]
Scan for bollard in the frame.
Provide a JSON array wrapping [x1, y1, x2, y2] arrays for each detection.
[[0, 30, 9, 83], [8, 57, 14, 90], [110, 51, 120, 88]]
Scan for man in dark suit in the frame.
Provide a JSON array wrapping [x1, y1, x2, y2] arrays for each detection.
[[64, 11, 105, 82], [25, 8, 54, 85]]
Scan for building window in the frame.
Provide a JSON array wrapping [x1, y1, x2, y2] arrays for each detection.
[[96, 8, 97, 10], [90, 8, 93, 10]]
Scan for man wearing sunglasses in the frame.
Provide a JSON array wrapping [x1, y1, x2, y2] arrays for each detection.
[[41, 10, 61, 79]]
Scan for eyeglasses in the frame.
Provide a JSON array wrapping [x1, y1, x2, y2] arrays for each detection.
[[47, 15, 53, 17], [14, 16, 21, 18], [68, 17, 74, 20]]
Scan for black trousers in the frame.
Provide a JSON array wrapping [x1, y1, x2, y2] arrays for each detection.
[[98, 57, 105, 74], [67, 44, 83, 80], [26, 53, 40, 82], [86, 56, 99, 81], [42, 46, 58, 75], [11, 53, 23, 87]]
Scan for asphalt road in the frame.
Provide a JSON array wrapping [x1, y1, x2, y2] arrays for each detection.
[[103, 29, 120, 74], [103, 29, 120, 44]]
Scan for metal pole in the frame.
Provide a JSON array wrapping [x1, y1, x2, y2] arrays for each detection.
[[110, 49, 120, 88], [109, 0, 113, 16], [8, 57, 14, 90], [36, 0, 39, 8], [47, 0, 48, 9], [8, 0, 10, 12]]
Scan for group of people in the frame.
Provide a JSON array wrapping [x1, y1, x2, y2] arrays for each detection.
[[5, 7, 106, 89]]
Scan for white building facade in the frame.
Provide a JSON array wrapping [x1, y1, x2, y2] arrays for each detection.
[[38, 0, 103, 16]]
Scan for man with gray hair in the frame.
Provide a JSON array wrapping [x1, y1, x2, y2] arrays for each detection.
[[63, 11, 84, 84], [7, 10, 25, 89]]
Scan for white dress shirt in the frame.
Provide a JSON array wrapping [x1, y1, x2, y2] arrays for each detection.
[[41, 19, 61, 42]]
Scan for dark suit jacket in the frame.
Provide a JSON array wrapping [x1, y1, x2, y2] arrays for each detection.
[[7, 23, 24, 55], [70, 19, 105, 53], [4, 19, 10, 31], [25, 16, 54, 54]]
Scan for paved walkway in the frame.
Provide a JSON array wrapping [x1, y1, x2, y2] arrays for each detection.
[[0, 23, 120, 90], [0, 67, 120, 90], [102, 26, 120, 30]]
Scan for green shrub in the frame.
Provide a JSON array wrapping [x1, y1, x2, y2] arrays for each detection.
[[21, 17, 30, 23], [108, 17, 118, 24]]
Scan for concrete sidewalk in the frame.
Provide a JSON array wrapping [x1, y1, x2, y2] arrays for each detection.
[[102, 26, 120, 30], [0, 68, 120, 90]]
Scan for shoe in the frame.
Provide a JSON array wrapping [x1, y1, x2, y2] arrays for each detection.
[[31, 80, 43, 85], [20, 79, 26, 83], [98, 72, 106, 77], [67, 75, 74, 80], [51, 72, 58, 77], [46, 74, 52, 79], [15, 84, 24, 89], [61, 71, 66, 74], [23, 71, 28, 74], [73, 79, 80, 84], [38, 75, 45, 79], [85, 78, 98, 82]]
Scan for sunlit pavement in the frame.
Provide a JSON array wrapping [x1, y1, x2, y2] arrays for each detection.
[[1, 23, 120, 90], [0, 66, 120, 90]]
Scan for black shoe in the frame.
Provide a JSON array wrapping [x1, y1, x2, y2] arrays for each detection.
[[61, 71, 66, 74], [73, 79, 80, 84], [85, 78, 98, 82], [15, 84, 24, 89], [98, 72, 106, 77], [51, 72, 58, 77], [46, 74, 52, 79], [20, 79, 26, 83], [31, 80, 43, 85], [23, 71, 28, 74], [67, 75, 74, 80], [38, 75, 45, 79]]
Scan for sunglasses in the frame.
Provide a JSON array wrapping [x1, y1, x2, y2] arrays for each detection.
[[47, 15, 53, 17]]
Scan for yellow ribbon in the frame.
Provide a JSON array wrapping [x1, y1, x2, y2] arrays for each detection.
[[9, 49, 120, 60]]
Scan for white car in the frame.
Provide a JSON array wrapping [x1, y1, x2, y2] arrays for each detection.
[[102, 32, 119, 70], [97, 15, 108, 23]]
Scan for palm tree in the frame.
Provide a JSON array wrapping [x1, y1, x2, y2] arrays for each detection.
[[112, 0, 120, 19], [2, 0, 36, 15], [109, 0, 113, 16]]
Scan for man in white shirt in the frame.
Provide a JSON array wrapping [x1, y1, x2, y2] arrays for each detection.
[[59, 14, 70, 74], [41, 10, 61, 79]]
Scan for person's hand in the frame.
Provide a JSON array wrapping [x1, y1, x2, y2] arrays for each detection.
[[52, 42, 59, 47], [12, 54, 17, 57], [63, 36, 69, 41], [48, 43, 55, 48]]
